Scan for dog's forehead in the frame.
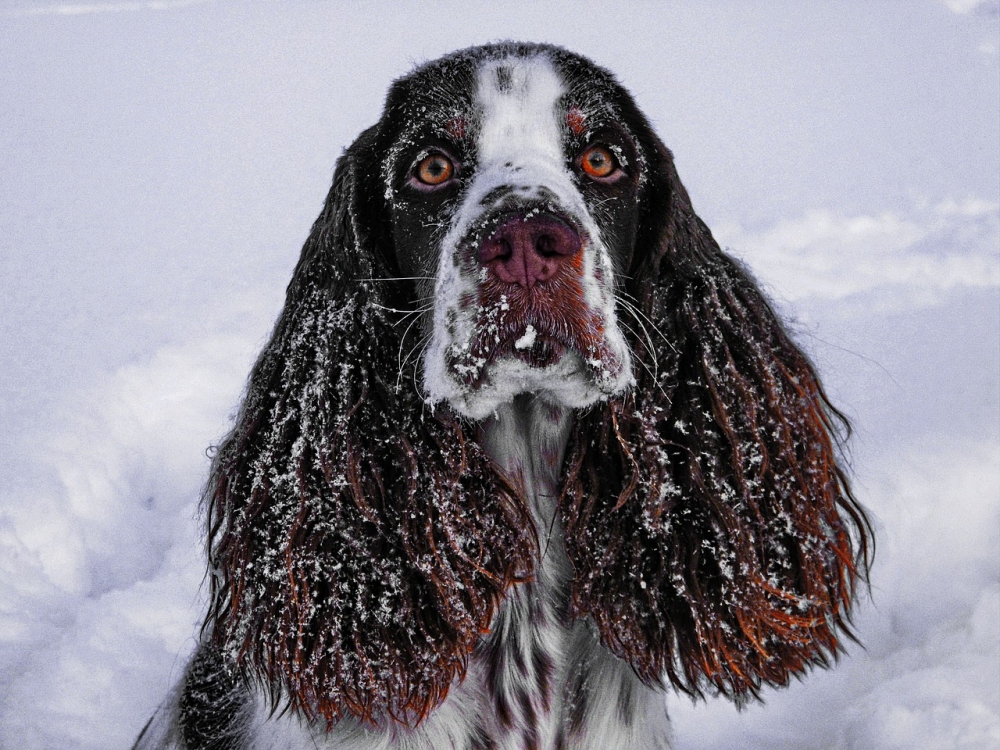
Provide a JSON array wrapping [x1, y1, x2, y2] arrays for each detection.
[[386, 48, 625, 152], [472, 54, 565, 164]]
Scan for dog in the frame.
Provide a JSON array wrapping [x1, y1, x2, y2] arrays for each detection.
[[134, 42, 870, 750]]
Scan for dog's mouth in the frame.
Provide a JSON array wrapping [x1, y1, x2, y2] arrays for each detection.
[[447, 311, 625, 391], [447, 320, 564, 389], [490, 324, 567, 370]]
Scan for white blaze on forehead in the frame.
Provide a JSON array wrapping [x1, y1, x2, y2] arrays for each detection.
[[476, 55, 566, 172], [466, 54, 584, 207]]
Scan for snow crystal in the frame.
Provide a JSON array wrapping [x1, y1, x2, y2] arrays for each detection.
[[514, 324, 537, 350]]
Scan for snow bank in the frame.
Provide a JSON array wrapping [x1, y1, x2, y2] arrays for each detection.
[[0, 334, 257, 746]]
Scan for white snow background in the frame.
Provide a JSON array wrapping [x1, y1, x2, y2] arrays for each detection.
[[1, 1, 997, 748]]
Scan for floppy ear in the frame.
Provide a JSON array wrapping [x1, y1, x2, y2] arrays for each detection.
[[203, 130, 536, 726], [560, 136, 871, 700]]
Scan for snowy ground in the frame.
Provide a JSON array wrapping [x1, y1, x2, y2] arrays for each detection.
[[1, 2, 997, 748]]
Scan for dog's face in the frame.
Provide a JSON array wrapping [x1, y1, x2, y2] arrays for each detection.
[[378, 47, 645, 418]]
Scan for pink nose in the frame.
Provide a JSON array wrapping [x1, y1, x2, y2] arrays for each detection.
[[479, 215, 582, 288]]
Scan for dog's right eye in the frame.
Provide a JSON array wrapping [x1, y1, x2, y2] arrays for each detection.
[[414, 153, 455, 186], [579, 145, 620, 180]]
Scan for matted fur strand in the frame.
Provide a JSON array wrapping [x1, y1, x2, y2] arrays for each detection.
[[203, 150, 537, 727]]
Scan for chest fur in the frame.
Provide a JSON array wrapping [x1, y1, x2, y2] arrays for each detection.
[[473, 398, 575, 750], [464, 398, 670, 750]]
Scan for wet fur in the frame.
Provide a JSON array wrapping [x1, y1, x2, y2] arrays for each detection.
[[134, 42, 870, 750]]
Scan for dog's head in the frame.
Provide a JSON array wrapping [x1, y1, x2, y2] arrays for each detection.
[[380, 47, 643, 417], [204, 43, 870, 727], [310, 43, 662, 421]]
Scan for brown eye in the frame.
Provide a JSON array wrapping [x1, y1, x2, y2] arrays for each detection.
[[580, 145, 618, 179], [415, 153, 454, 186]]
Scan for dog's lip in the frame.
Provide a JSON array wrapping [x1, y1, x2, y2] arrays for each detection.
[[483, 325, 568, 364], [450, 326, 571, 388], [499, 330, 567, 367]]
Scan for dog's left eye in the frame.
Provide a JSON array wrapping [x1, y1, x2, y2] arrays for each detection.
[[579, 145, 620, 180], [414, 153, 455, 186]]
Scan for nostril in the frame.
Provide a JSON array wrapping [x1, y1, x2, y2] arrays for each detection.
[[536, 234, 557, 258], [481, 236, 513, 264]]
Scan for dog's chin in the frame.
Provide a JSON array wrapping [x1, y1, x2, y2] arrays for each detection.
[[434, 349, 633, 421]]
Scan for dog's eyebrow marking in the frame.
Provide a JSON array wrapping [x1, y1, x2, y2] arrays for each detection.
[[566, 106, 586, 136], [445, 116, 467, 140]]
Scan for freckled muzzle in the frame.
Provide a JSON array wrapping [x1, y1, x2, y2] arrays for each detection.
[[445, 207, 626, 390]]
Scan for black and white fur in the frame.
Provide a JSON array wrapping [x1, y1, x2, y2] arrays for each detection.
[[134, 42, 868, 750]]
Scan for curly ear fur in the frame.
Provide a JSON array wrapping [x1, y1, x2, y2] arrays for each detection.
[[203, 131, 536, 726], [560, 136, 872, 700]]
